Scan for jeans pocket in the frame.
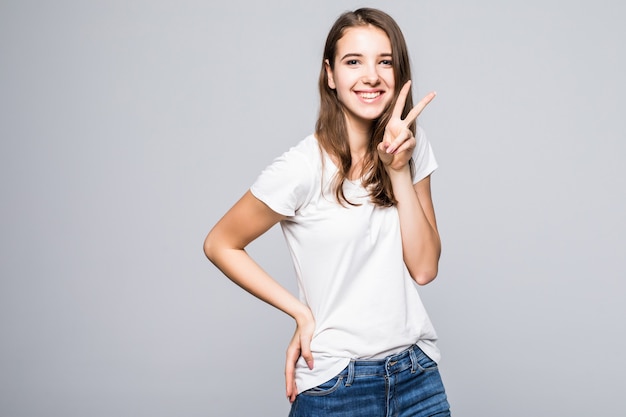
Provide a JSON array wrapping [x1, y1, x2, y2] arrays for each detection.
[[301, 375, 344, 397], [415, 349, 438, 372]]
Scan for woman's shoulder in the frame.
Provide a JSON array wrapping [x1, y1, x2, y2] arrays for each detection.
[[251, 134, 321, 216], [279, 134, 323, 170], [290, 134, 322, 157], [259, 134, 322, 181]]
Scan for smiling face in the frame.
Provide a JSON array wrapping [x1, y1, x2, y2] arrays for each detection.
[[326, 25, 395, 131]]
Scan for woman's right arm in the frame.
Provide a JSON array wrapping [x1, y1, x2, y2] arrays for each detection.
[[203, 190, 314, 401]]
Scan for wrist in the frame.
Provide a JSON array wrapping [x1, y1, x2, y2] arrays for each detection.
[[292, 303, 314, 324], [386, 164, 412, 181]]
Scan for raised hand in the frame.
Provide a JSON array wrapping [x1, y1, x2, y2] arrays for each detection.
[[285, 311, 315, 403], [378, 81, 436, 171]]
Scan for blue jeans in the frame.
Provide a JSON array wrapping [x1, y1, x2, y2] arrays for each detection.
[[289, 345, 451, 417]]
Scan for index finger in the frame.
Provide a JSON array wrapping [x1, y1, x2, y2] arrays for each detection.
[[403, 91, 437, 127], [391, 80, 413, 121]]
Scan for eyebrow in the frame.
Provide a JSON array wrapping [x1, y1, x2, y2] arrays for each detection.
[[339, 52, 393, 61]]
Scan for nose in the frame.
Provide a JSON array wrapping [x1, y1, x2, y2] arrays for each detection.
[[361, 64, 380, 85]]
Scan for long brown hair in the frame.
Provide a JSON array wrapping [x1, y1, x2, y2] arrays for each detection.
[[316, 8, 416, 207]]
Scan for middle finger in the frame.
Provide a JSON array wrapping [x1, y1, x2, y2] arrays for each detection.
[[386, 128, 414, 154]]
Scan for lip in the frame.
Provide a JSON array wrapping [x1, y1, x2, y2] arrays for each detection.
[[354, 90, 385, 103]]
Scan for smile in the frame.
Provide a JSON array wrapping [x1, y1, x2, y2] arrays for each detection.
[[358, 91, 382, 99]]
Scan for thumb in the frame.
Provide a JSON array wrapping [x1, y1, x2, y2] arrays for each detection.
[[300, 337, 314, 370], [377, 141, 391, 155]]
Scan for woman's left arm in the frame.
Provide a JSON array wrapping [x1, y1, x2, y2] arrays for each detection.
[[378, 81, 440, 285], [388, 169, 441, 285]]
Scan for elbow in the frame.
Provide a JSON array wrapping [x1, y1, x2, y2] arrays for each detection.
[[203, 231, 219, 265], [410, 243, 441, 286], [405, 248, 440, 286], [412, 267, 438, 286]]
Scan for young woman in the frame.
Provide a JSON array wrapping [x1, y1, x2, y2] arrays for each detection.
[[204, 8, 451, 417]]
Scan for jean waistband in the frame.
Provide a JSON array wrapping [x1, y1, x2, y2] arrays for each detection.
[[336, 344, 422, 386]]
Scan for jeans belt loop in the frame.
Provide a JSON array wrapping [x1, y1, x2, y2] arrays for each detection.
[[345, 359, 355, 387], [409, 347, 418, 374]]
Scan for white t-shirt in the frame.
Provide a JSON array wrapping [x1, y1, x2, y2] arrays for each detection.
[[250, 127, 440, 394]]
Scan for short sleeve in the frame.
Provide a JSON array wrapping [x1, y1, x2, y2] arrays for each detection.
[[250, 143, 315, 217], [411, 126, 438, 184]]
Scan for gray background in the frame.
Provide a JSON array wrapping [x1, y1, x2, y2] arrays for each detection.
[[1, 0, 624, 416]]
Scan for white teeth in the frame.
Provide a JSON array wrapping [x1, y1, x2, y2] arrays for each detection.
[[359, 92, 380, 99]]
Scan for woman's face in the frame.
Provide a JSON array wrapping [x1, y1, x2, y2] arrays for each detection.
[[326, 25, 395, 129]]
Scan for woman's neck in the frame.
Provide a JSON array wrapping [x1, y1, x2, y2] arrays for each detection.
[[345, 116, 372, 161]]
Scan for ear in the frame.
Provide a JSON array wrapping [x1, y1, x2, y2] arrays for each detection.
[[325, 59, 336, 89]]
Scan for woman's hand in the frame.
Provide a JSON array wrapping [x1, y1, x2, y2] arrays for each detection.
[[285, 309, 315, 403], [378, 81, 436, 171]]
